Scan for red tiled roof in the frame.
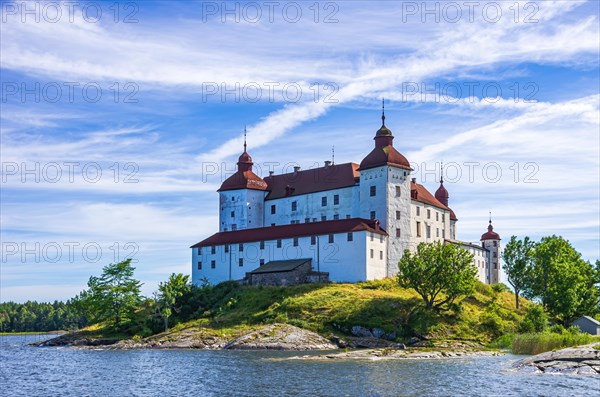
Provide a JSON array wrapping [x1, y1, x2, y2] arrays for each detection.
[[411, 180, 449, 210], [481, 223, 500, 240], [264, 163, 359, 200], [190, 218, 387, 248], [218, 170, 268, 192], [359, 145, 411, 171], [449, 209, 458, 221]]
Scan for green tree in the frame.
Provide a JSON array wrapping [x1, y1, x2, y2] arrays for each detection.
[[525, 236, 599, 326], [398, 242, 477, 310], [85, 259, 143, 327], [502, 236, 535, 309], [518, 305, 548, 333], [155, 273, 191, 331]]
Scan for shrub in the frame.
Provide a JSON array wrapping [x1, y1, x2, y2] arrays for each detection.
[[491, 283, 511, 293], [512, 331, 599, 355], [518, 306, 548, 333]]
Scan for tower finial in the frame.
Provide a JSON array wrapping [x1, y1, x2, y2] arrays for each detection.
[[332, 145, 335, 165], [440, 161, 444, 183], [243, 126, 247, 152], [381, 98, 386, 126], [489, 210, 492, 224]]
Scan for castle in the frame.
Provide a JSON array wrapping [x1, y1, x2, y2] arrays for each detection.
[[191, 106, 501, 285]]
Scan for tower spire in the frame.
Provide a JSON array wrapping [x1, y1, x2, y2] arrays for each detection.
[[243, 126, 247, 152], [440, 161, 444, 183], [489, 210, 492, 224], [381, 98, 386, 126], [332, 145, 335, 165]]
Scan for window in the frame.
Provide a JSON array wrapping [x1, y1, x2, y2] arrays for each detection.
[[328, 234, 334, 243], [211, 246, 216, 255], [396, 228, 401, 238], [197, 247, 202, 255], [416, 207, 420, 216], [346, 214, 351, 219], [416, 222, 422, 237], [271, 223, 275, 226], [271, 204, 276, 214], [260, 259, 265, 266], [277, 239, 282, 248], [260, 241, 265, 250], [333, 214, 339, 220], [239, 243, 244, 252], [305, 217, 310, 223], [380, 251, 383, 260], [230, 211, 235, 218], [347, 232, 353, 241], [231, 197, 235, 201], [293, 238, 299, 247], [211, 260, 216, 269], [426, 225, 431, 239], [231, 224, 237, 231], [225, 245, 229, 253], [493, 252, 497, 258], [312, 218, 317, 222], [436, 228, 439, 238], [239, 258, 243, 267], [334, 194, 339, 205], [370, 185, 376, 197], [321, 196, 327, 206], [370, 233, 374, 242], [370, 211, 376, 220], [436, 212, 439, 221], [395, 186, 401, 197], [370, 249, 374, 259], [321, 215, 327, 221], [442, 229, 445, 238], [197, 261, 202, 270], [396, 211, 400, 220], [311, 236, 316, 245], [493, 241, 497, 247], [291, 201, 297, 211], [427, 209, 431, 219]]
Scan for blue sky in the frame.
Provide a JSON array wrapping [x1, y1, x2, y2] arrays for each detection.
[[1, 0, 599, 302]]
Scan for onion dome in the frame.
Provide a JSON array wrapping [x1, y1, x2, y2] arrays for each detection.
[[481, 220, 500, 240], [359, 100, 411, 171], [449, 208, 458, 221], [218, 128, 268, 192]]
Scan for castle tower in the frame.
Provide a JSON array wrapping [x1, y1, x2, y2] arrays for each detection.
[[217, 129, 267, 232], [358, 100, 412, 277], [480, 214, 501, 284]]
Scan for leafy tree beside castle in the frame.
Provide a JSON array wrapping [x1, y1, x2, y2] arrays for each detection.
[[397, 242, 477, 310], [502, 236, 535, 309], [81, 259, 143, 327], [155, 273, 191, 331]]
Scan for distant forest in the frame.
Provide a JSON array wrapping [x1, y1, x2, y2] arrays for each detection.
[[0, 301, 88, 332]]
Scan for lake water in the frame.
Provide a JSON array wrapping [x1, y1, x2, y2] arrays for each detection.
[[1, 335, 598, 397]]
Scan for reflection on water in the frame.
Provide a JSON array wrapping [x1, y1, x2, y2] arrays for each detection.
[[1, 335, 598, 397]]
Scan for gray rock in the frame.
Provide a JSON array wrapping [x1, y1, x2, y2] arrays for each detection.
[[223, 323, 337, 351], [351, 325, 373, 338]]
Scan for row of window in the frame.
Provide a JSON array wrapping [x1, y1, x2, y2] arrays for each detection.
[[415, 222, 446, 239], [197, 257, 268, 270], [198, 233, 356, 256], [415, 207, 446, 222], [369, 249, 384, 260]]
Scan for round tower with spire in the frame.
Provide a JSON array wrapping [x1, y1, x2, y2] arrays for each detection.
[[358, 99, 412, 277], [480, 213, 501, 284], [217, 128, 268, 232]]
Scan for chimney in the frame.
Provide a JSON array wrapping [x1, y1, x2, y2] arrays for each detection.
[[411, 178, 417, 183], [269, 171, 274, 177], [293, 166, 301, 173], [374, 219, 380, 231], [324, 161, 332, 168]]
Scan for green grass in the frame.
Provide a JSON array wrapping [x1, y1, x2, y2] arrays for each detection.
[[169, 279, 529, 343], [511, 332, 600, 355]]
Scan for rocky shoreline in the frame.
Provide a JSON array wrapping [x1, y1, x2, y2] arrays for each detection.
[[512, 343, 600, 375]]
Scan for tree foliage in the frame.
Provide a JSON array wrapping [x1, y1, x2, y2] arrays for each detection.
[[525, 236, 599, 326], [397, 241, 477, 310], [82, 259, 143, 327], [502, 236, 535, 309], [155, 273, 191, 331], [0, 300, 88, 332]]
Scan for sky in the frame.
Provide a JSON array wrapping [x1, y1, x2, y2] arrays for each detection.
[[1, 0, 599, 302]]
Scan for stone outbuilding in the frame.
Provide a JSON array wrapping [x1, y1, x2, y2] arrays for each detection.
[[245, 259, 328, 286], [571, 316, 600, 335]]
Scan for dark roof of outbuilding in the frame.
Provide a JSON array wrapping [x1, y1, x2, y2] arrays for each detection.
[[248, 259, 312, 274], [190, 218, 387, 248], [263, 163, 359, 200]]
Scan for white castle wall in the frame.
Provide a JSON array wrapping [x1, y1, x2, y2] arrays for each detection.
[[219, 189, 265, 232], [192, 230, 387, 285]]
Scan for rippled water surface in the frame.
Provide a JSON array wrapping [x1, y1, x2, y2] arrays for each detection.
[[1, 335, 598, 396]]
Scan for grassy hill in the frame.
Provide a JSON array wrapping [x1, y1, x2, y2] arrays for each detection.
[[155, 279, 530, 344]]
